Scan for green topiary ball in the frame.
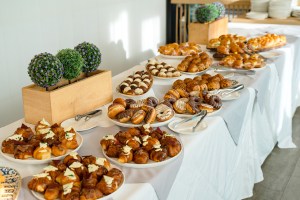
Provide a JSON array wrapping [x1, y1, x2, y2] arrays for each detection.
[[28, 52, 63, 88], [196, 4, 219, 23], [56, 48, 84, 80], [212, 2, 226, 19], [74, 42, 101, 73]]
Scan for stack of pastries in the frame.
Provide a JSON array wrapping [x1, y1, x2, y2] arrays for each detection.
[[247, 33, 286, 52], [28, 153, 124, 200], [207, 34, 247, 49], [158, 42, 202, 56], [118, 70, 153, 96], [146, 60, 181, 78], [100, 126, 182, 164], [219, 53, 265, 69], [1, 119, 79, 160], [177, 52, 212, 73], [107, 97, 174, 124]]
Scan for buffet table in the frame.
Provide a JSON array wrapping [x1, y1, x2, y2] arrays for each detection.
[[1, 23, 300, 200]]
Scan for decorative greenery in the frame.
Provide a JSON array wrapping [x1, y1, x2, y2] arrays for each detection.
[[28, 52, 63, 88], [74, 42, 101, 73], [56, 49, 84, 80], [195, 4, 219, 23], [212, 2, 226, 19]]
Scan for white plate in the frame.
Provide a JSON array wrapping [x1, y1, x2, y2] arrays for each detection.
[[175, 107, 222, 118], [220, 91, 240, 101], [0, 167, 21, 200], [102, 137, 182, 169], [108, 116, 175, 128], [180, 68, 210, 75], [259, 51, 282, 59], [31, 164, 125, 200], [159, 54, 186, 59], [168, 118, 208, 134], [0, 132, 83, 165]]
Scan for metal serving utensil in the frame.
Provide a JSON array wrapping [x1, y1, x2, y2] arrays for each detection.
[[218, 84, 244, 98], [192, 110, 208, 132], [173, 110, 206, 128], [75, 109, 102, 121]]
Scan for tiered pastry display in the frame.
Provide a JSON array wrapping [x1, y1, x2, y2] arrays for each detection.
[[117, 70, 153, 96], [1, 119, 80, 161], [163, 74, 224, 114], [247, 33, 286, 52], [207, 34, 247, 49], [158, 42, 202, 56], [28, 153, 124, 199], [177, 52, 212, 73], [146, 60, 181, 78], [107, 97, 174, 125], [100, 126, 182, 165], [219, 53, 265, 69]]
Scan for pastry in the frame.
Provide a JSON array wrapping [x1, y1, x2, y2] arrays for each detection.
[[133, 148, 149, 164], [177, 52, 212, 73], [146, 60, 181, 78], [107, 103, 125, 119], [158, 42, 201, 56], [208, 95, 222, 110], [33, 143, 51, 160], [199, 103, 214, 113], [173, 98, 188, 114], [220, 79, 233, 89], [155, 104, 174, 122], [131, 110, 146, 124]]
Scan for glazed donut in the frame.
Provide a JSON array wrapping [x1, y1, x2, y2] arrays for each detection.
[[173, 98, 188, 114], [129, 99, 145, 109], [52, 144, 67, 157], [209, 95, 222, 109], [145, 97, 158, 107], [167, 89, 180, 99], [144, 107, 156, 124], [125, 99, 136, 109], [113, 98, 126, 108], [162, 99, 174, 109], [189, 91, 200, 97], [186, 97, 202, 114], [116, 109, 135, 123], [175, 88, 189, 98], [207, 81, 220, 91], [108, 103, 125, 119], [131, 110, 146, 124], [155, 104, 174, 122], [199, 103, 214, 113], [220, 79, 233, 89]]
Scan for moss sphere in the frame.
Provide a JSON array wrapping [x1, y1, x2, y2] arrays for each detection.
[[74, 42, 101, 73], [28, 52, 63, 88], [196, 4, 219, 23], [212, 2, 226, 19], [56, 48, 84, 80]]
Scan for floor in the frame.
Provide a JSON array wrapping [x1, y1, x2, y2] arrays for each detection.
[[245, 107, 300, 200]]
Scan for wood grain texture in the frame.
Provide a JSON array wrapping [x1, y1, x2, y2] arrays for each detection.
[[22, 70, 113, 125], [188, 17, 228, 45]]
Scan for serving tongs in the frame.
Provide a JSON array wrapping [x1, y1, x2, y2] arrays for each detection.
[[173, 110, 208, 132], [75, 109, 102, 121], [218, 84, 244, 98], [213, 66, 256, 76]]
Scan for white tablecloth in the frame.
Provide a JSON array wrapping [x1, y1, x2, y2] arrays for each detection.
[[1, 23, 300, 200]]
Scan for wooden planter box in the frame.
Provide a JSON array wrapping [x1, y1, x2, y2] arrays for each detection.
[[22, 70, 113, 125], [188, 17, 228, 45]]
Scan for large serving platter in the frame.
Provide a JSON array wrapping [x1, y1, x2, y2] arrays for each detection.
[[159, 54, 187, 59], [0, 167, 22, 200], [108, 116, 174, 128], [0, 132, 83, 165]]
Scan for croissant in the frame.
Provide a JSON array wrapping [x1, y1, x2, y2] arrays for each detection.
[[28, 174, 52, 193], [15, 124, 34, 141], [217, 45, 230, 55], [44, 183, 61, 200]]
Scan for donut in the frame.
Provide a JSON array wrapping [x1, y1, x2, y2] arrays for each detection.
[[144, 107, 156, 124], [113, 98, 126, 108], [189, 91, 200, 97], [175, 88, 189, 98], [220, 79, 233, 89], [108, 103, 126, 119], [164, 93, 177, 101], [209, 95, 222, 109], [155, 104, 174, 122], [145, 97, 158, 107], [116, 109, 135, 123], [125, 99, 136, 109], [167, 89, 180, 99], [186, 97, 202, 114], [131, 110, 146, 124], [129, 99, 146, 109], [207, 81, 220, 91], [173, 98, 188, 114], [199, 103, 214, 113]]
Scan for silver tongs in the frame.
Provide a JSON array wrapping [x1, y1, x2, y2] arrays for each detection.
[[212, 65, 256, 76], [75, 109, 102, 121], [173, 110, 208, 132]]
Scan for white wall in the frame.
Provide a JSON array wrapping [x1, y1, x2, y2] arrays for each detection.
[[0, 0, 166, 127]]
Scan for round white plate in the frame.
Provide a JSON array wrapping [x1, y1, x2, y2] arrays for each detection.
[[168, 118, 208, 134], [102, 137, 182, 169], [180, 68, 209, 75], [0, 132, 83, 165], [108, 116, 175, 128], [220, 91, 240, 101], [175, 107, 222, 118], [259, 51, 282, 59], [159, 54, 186, 59], [31, 164, 125, 200]]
